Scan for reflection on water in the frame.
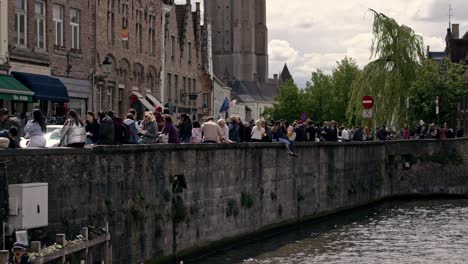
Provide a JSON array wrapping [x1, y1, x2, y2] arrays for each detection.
[[186, 199, 468, 264]]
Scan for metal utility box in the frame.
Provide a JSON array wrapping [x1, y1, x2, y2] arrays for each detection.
[[8, 183, 48, 230]]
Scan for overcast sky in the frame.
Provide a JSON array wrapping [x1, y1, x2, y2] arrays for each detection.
[[177, 0, 468, 88]]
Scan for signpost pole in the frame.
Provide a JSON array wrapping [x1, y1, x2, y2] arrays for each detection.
[[362, 96, 375, 140]]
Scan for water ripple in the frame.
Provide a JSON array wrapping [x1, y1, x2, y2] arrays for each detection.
[[187, 200, 468, 264]]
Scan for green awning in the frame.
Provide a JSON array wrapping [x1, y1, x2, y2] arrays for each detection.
[[0, 75, 34, 102]]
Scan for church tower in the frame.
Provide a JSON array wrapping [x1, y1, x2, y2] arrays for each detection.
[[204, 0, 269, 82]]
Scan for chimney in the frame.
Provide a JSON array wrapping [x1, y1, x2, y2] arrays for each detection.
[[186, 0, 190, 6], [426, 45, 430, 58], [274, 74, 278, 80], [452, 24, 459, 39], [196, 2, 200, 12]]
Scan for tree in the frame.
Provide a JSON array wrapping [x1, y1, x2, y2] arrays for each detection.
[[304, 58, 360, 123], [262, 80, 304, 122], [347, 10, 425, 127], [409, 59, 468, 126]]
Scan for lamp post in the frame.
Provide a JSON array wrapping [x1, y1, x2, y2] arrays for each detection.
[[98, 56, 112, 112], [102, 56, 112, 78]]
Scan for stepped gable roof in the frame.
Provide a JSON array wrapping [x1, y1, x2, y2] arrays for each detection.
[[175, 5, 187, 39], [229, 80, 278, 104]]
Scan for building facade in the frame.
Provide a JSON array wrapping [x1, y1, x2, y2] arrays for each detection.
[[204, 0, 268, 83], [0, 0, 8, 74], [5, 0, 94, 118], [94, 0, 163, 119], [163, 0, 203, 120]]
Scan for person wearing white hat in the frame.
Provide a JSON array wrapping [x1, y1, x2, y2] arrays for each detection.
[[8, 242, 32, 264]]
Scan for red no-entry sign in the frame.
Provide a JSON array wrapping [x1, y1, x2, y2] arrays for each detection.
[[362, 96, 374, 109]]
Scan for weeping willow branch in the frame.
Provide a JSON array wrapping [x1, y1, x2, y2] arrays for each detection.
[[347, 9, 425, 127]]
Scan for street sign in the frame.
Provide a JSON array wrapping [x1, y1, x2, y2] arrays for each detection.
[[362, 109, 373, 118], [300, 112, 308, 122], [362, 96, 374, 109]]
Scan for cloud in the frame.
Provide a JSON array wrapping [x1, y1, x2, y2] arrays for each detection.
[[174, 0, 468, 88]]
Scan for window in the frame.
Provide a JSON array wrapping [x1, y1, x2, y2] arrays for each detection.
[[187, 77, 191, 102], [53, 4, 64, 46], [118, 88, 124, 118], [107, 0, 115, 45], [121, 3, 129, 49], [171, 35, 175, 59], [15, 0, 27, 46], [203, 93, 208, 106], [136, 10, 143, 53], [192, 79, 197, 105], [188, 42, 191, 63], [107, 83, 114, 110], [35, 1, 45, 49], [149, 14, 156, 56], [167, 74, 172, 101], [182, 77, 186, 103], [97, 84, 103, 112], [70, 9, 80, 49], [174, 75, 178, 103]]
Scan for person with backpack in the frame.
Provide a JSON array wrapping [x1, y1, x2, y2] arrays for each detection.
[[123, 113, 140, 144]]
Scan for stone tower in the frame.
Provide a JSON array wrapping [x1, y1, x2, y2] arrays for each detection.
[[204, 0, 269, 83]]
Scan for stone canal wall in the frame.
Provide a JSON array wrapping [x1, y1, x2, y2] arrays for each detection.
[[2, 139, 468, 263]]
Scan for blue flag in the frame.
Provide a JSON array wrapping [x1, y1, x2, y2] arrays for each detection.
[[219, 97, 229, 113]]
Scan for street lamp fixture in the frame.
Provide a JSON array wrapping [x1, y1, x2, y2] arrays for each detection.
[[102, 56, 112, 77]]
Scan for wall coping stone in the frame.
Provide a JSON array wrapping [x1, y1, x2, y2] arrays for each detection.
[[0, 138, 466, 157]]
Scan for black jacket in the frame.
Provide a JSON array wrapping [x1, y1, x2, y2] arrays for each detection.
[[85, 121, 101, 143], [295, 125, 307, 141]]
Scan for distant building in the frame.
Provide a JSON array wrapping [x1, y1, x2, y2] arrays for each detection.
[[204, 0, 289, 119], [427, 23, 468, 134], [163, 1, 203, 120]]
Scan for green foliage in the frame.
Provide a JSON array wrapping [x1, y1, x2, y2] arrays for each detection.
[[409, 59, 468, 125], [262, 80, 305, 122], [163, 190, 172, 203], [172, 196, 187, 225], [347, 9, 425, 127], [226, 199, 240, 218], [241, 192, 254, 209], [305, 58, 361, 123], [264, 58, 360, 123]]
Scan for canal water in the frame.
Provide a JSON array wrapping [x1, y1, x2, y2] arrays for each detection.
[[185, 199, 468, 264]]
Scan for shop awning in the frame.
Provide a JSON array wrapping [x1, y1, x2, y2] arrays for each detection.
[[0, 75, 34, 102], [132, 91, 155, 111], [12, 72, 69, 103], [146, 93, 163, 108]]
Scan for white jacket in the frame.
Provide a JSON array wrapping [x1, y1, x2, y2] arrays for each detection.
[[60, 120, 86, 146]]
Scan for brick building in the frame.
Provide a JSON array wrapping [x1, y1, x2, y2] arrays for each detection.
[[0, 0, 8, 74], [163, 0, 204, 120], [94, 0, 163, 119], [6, 0, 94, 117]]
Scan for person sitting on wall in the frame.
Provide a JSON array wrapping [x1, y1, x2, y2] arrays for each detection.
[[0, 126, 19, 148], [8, 242, 32, 264], [0, 108, 23, 141]]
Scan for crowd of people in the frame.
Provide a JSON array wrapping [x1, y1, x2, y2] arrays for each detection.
[[0, 106, 465, 156]]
